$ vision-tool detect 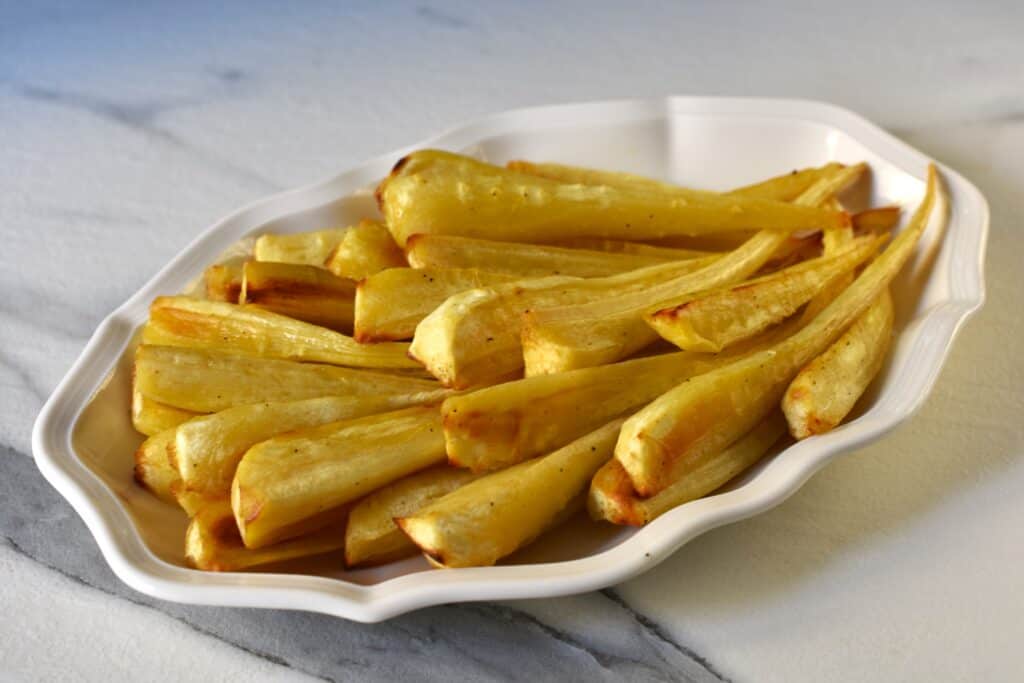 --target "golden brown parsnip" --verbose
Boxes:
[133,345,442,413]
[240,261,355,331]
[143,296,417,370]
[378,150,847,247]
